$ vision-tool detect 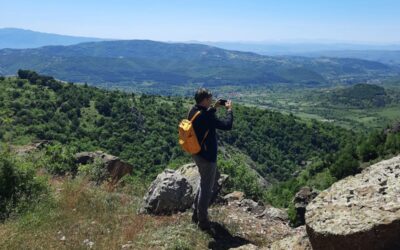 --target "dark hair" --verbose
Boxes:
[194,88,212,104]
